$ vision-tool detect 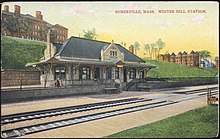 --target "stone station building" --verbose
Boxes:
[26,31,156,88]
